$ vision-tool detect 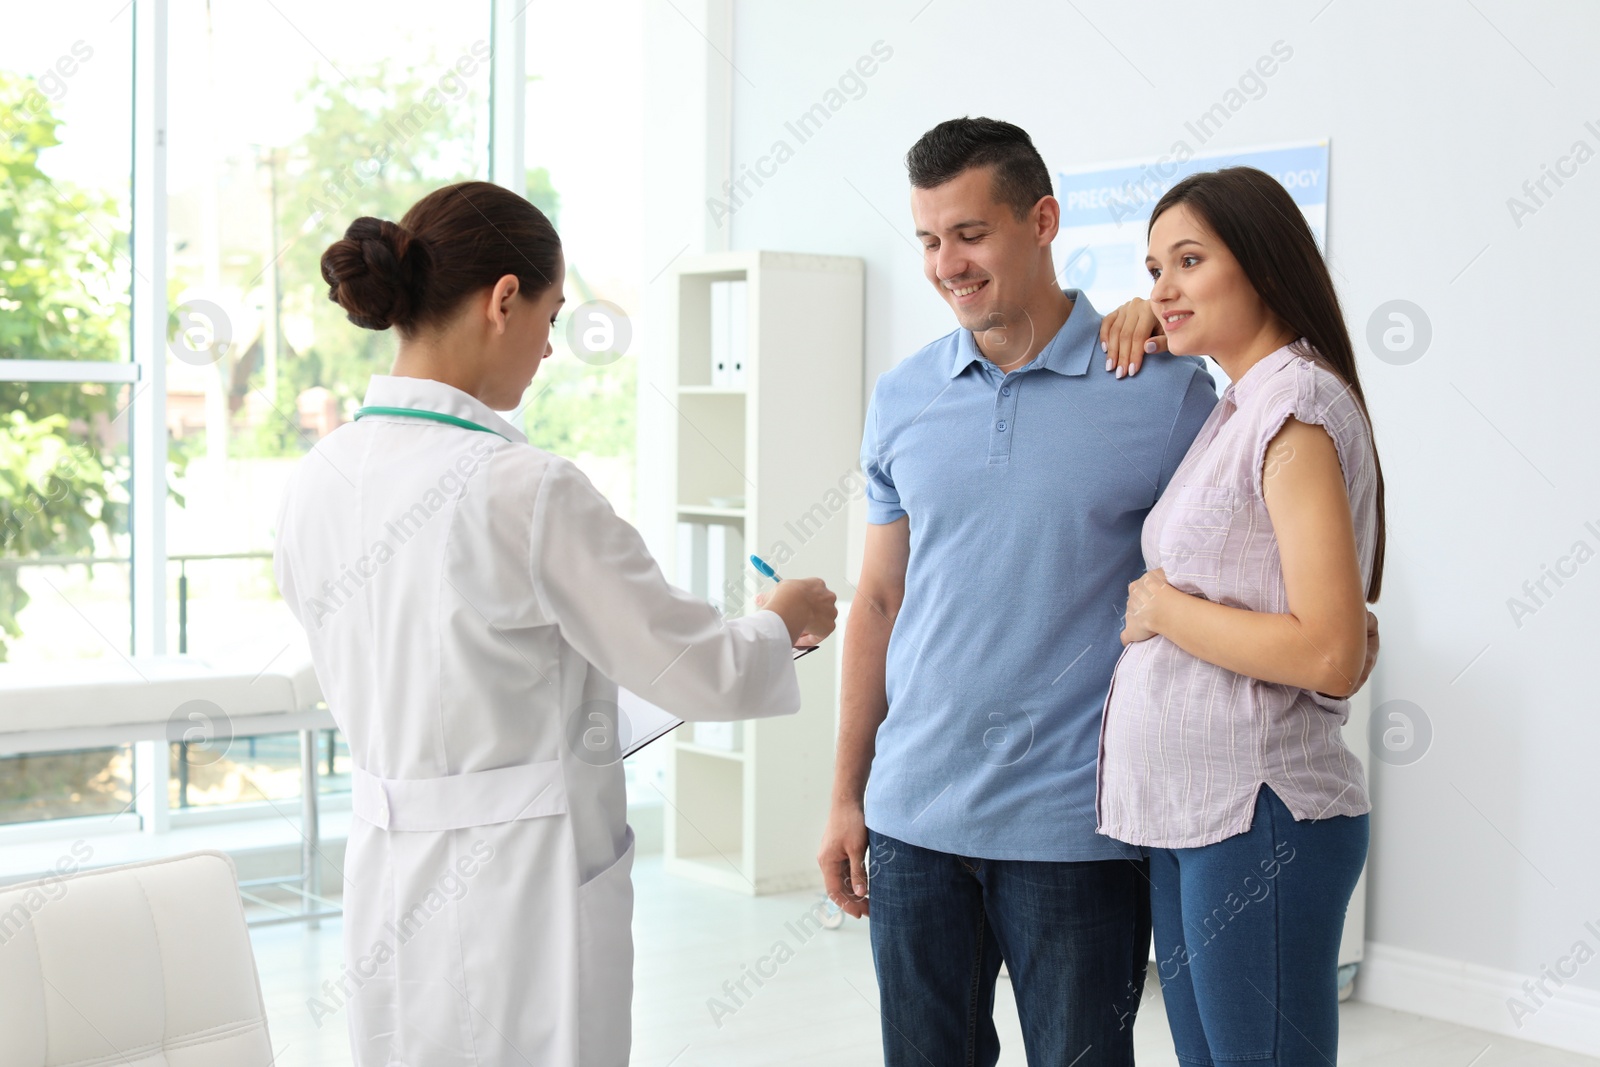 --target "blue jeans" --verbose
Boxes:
[1149,785,1369,1066]
[866,829,1151,1066]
